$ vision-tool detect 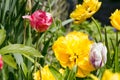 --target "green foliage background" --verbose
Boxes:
[0,0,120,80]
